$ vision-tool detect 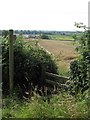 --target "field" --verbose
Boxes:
[48,34,74,41]
[39,39,78,76]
